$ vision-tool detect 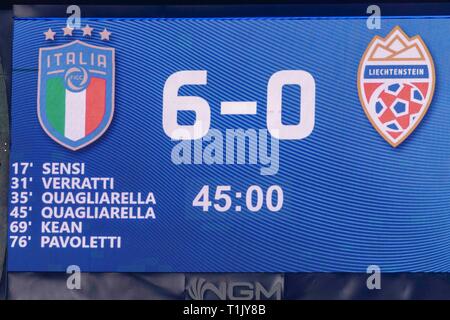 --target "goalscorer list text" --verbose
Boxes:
[9,162,157,250]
